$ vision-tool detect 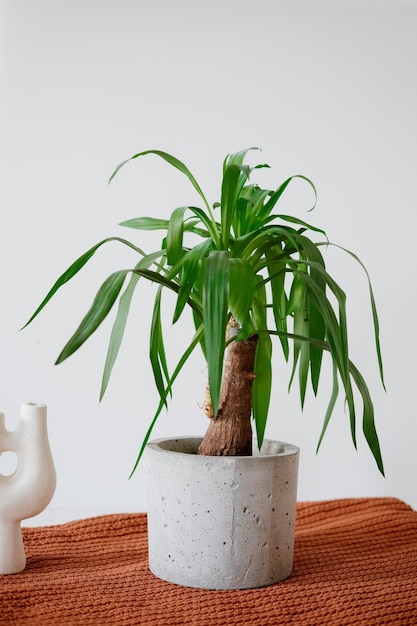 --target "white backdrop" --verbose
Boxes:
[2,0,416,523]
